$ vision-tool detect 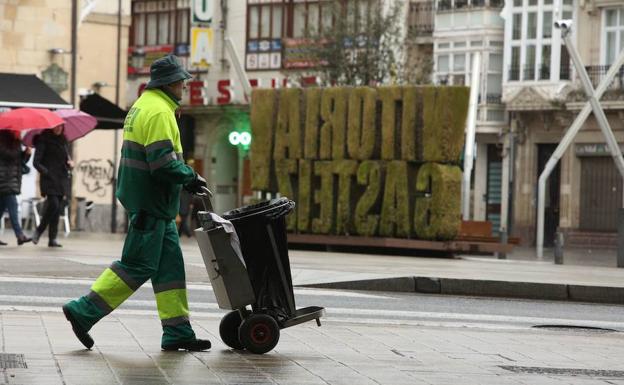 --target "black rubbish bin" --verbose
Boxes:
[222,198,297,319]
[195,194,324,354]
